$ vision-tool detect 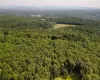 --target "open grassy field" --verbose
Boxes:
[53,24,75,29]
